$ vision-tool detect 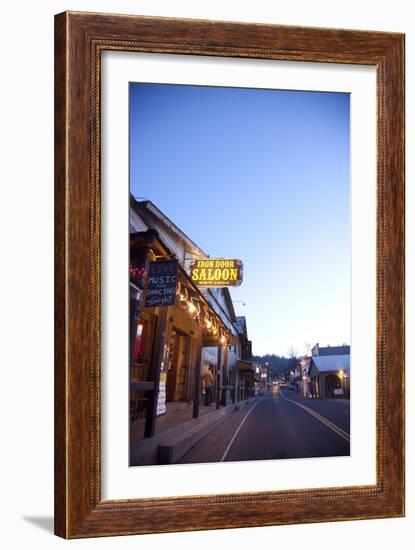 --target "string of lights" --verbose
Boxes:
[176,280,229,345]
